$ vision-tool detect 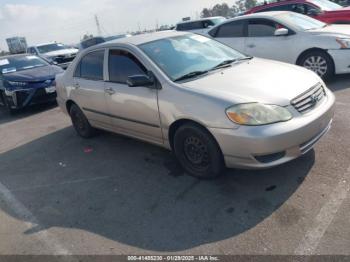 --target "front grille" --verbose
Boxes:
[54,55,76,64]
[291,83,326,114]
